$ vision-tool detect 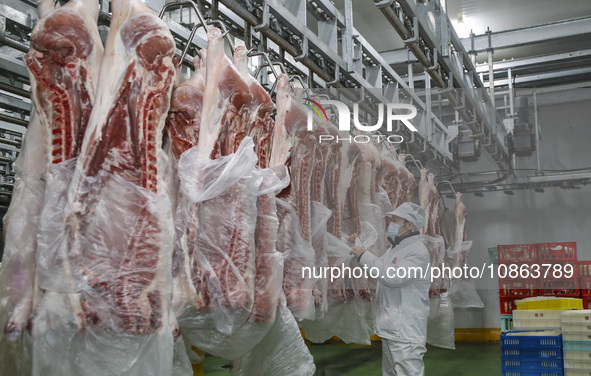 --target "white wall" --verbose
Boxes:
[453,96,591,328]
